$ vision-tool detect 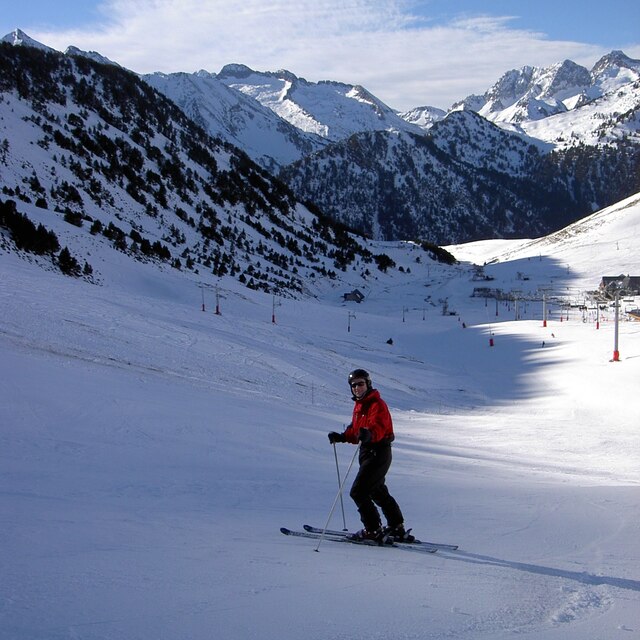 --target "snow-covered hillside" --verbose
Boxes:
[1,191,639,639]
[0,42,379,296]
